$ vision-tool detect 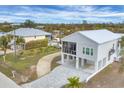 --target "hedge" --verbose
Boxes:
[25,39,48,50]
